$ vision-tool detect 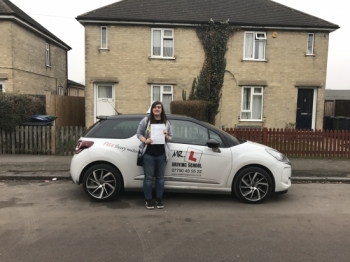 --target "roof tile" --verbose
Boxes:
[77,0,339,29]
